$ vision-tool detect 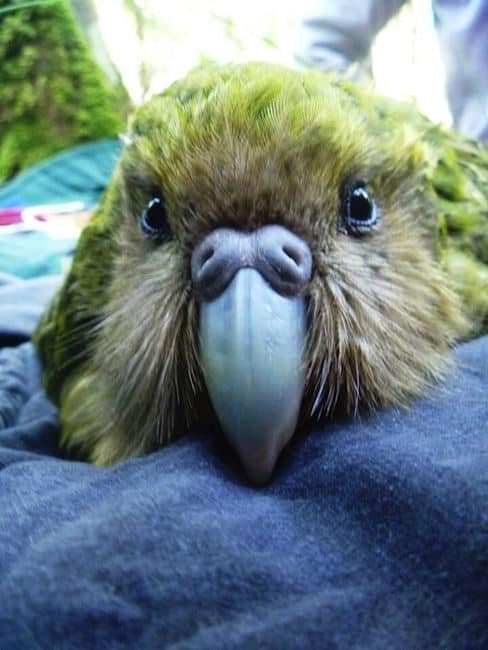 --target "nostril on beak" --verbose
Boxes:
[192,226,312,301]
[253,226,312,296]
[283,245,302,267]
[192,230,246,301]
[200,246,214,267]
